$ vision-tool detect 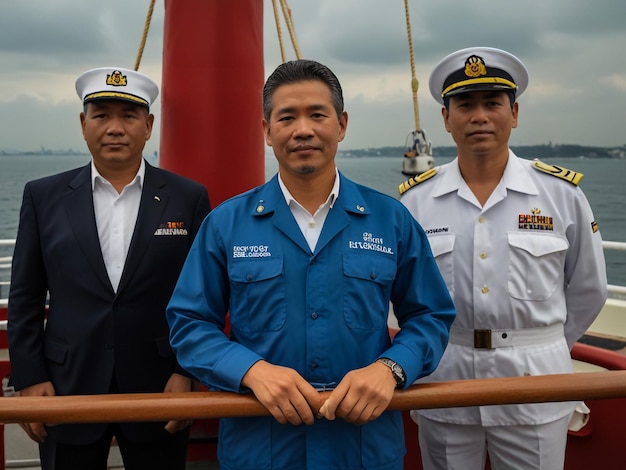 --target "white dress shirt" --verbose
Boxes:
[278,168,340,252]
[92,159,144,292]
